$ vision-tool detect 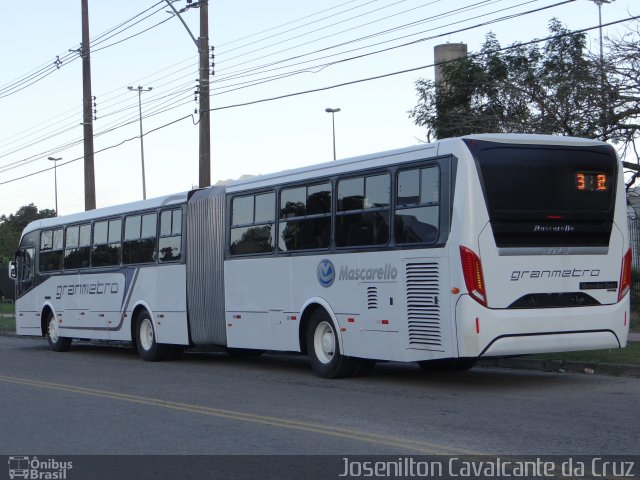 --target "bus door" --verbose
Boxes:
[16,246,35,297]
[14,231,39,330]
